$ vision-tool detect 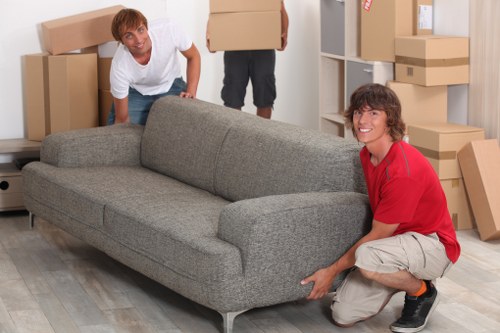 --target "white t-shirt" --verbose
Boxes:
[110,18,192,99]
